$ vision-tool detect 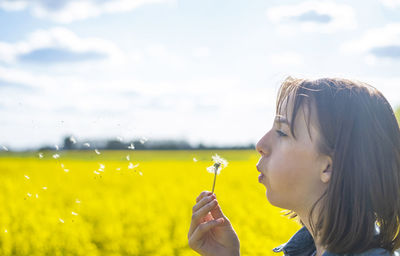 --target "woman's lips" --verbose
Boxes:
[256,164,264,182]
[258,173,264,182]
